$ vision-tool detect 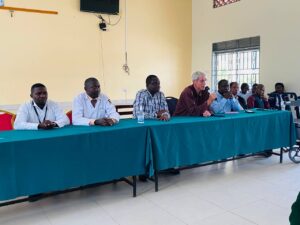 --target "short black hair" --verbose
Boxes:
[230,82,238,88]
[84,77,99,87]
[241,83,249,89]
[252,83,258,88]
[146,75,158,86]
[218,79,228,87]
[31,83,46,93]
[275,82,284,89]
